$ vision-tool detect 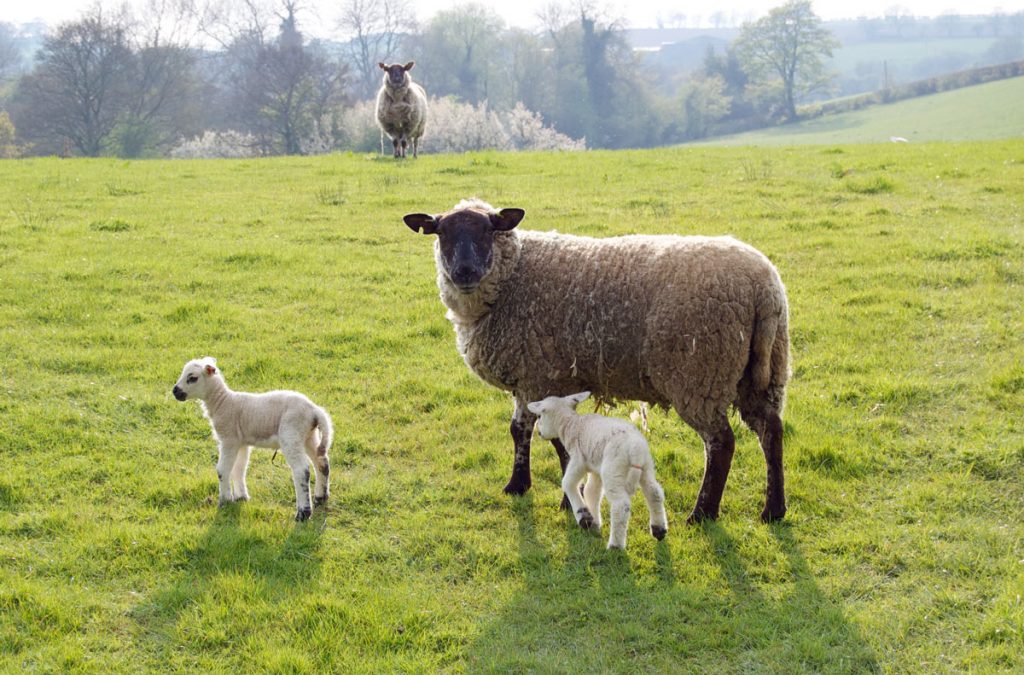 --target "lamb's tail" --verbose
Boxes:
[312,407,333,456]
